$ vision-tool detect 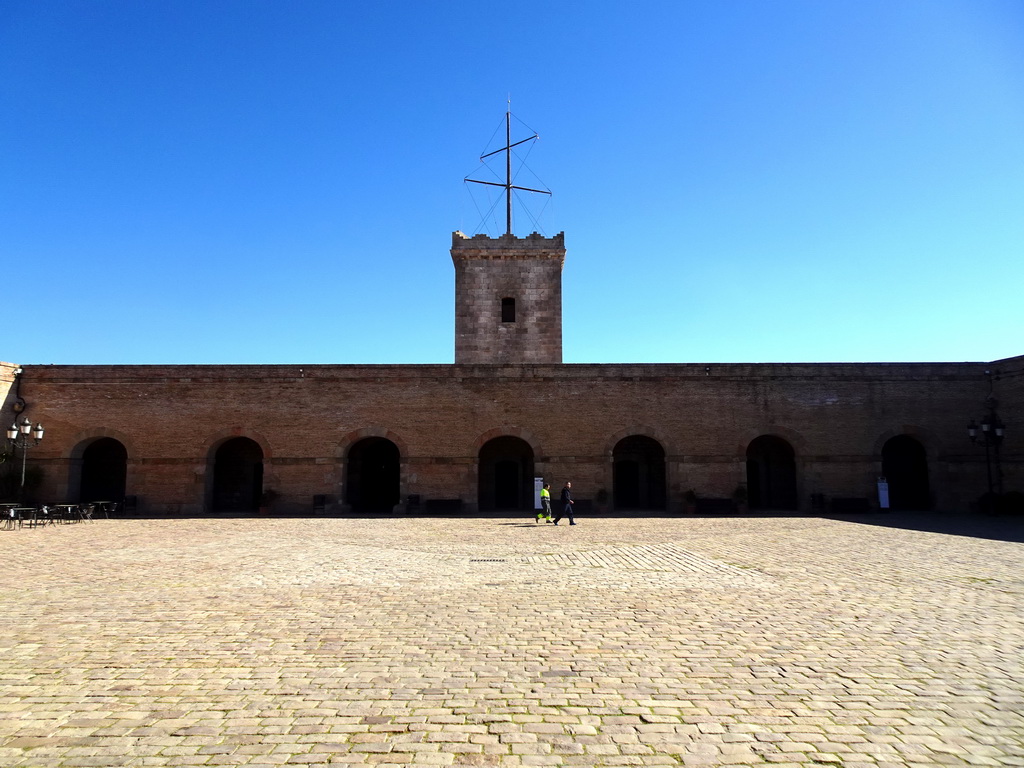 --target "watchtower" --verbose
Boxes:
[451,231,565,364]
